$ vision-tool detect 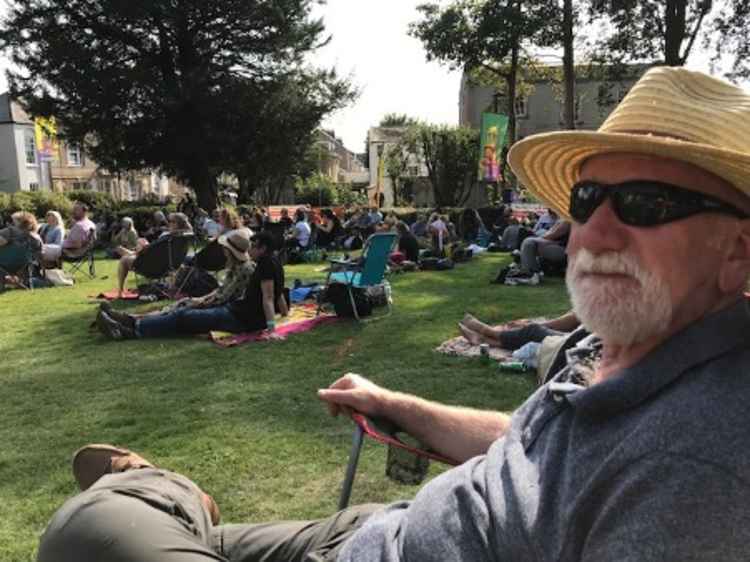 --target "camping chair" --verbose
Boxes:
[61,229,97,279]
[318,232,397,321]
[133,233,194,296]
[0,241,36,291]
[338,412,459,510]
[175,239,225,295]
